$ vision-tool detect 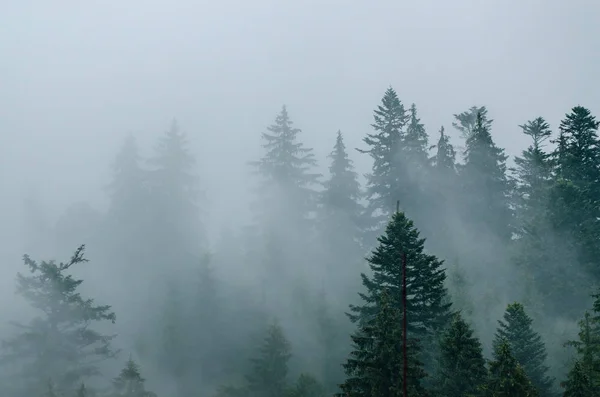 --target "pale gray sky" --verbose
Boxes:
[1,0,599,257]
